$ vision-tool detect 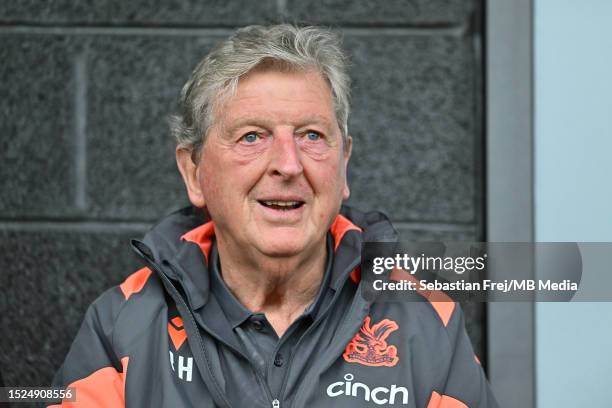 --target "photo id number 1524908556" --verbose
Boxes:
[0,387,76,402]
